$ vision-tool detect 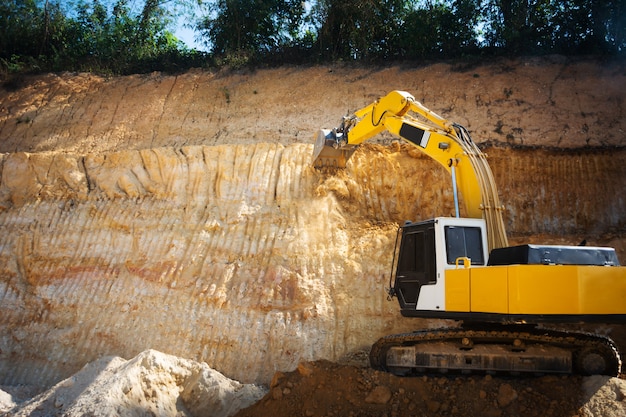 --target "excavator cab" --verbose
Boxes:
[390,217,488,316]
